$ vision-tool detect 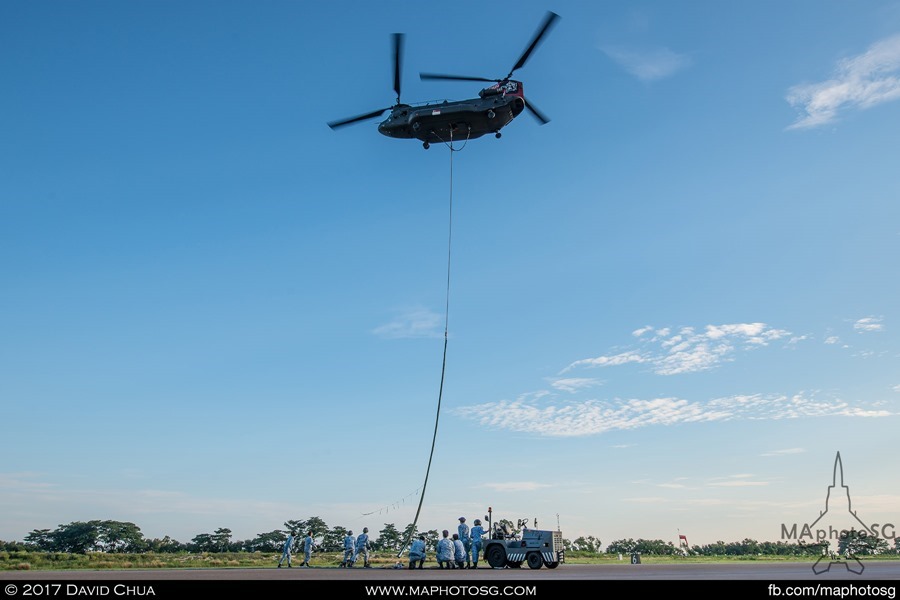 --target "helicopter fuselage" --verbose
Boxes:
[377,81,526,146]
